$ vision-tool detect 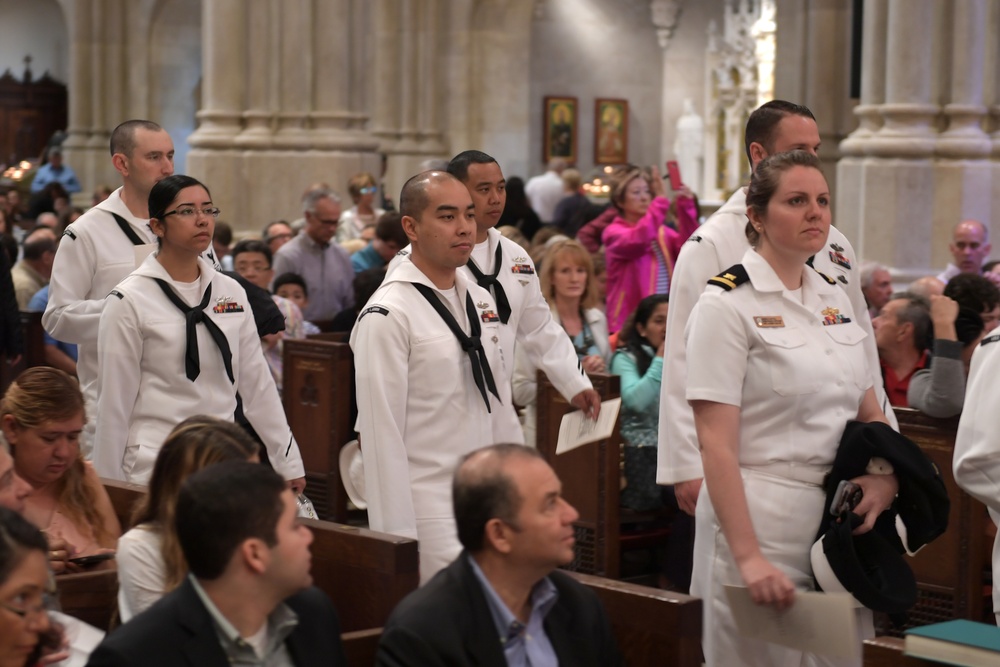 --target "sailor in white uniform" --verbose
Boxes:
[95,175,304,489]
[352,171,505,583]
[686,152,896,667]
[658,101,898,516]
[953,330,1000,625]
[43,121,179,456]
